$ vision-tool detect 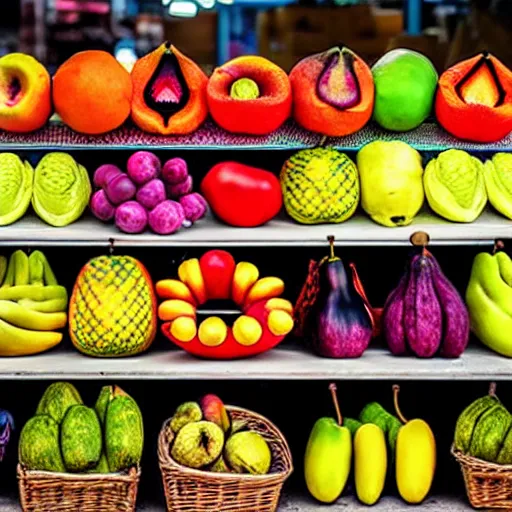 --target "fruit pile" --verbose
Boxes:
[2,44,511,142]
[157,249,294,359]
[0,250,67,356]
[91,151,207,235]
[280,145,512,227]
[454,383,512,464]
[19,382,143,473]
[69,254,157,357]
[305,384,436,506]
[0,152,91,227]
[166,394,272,474]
